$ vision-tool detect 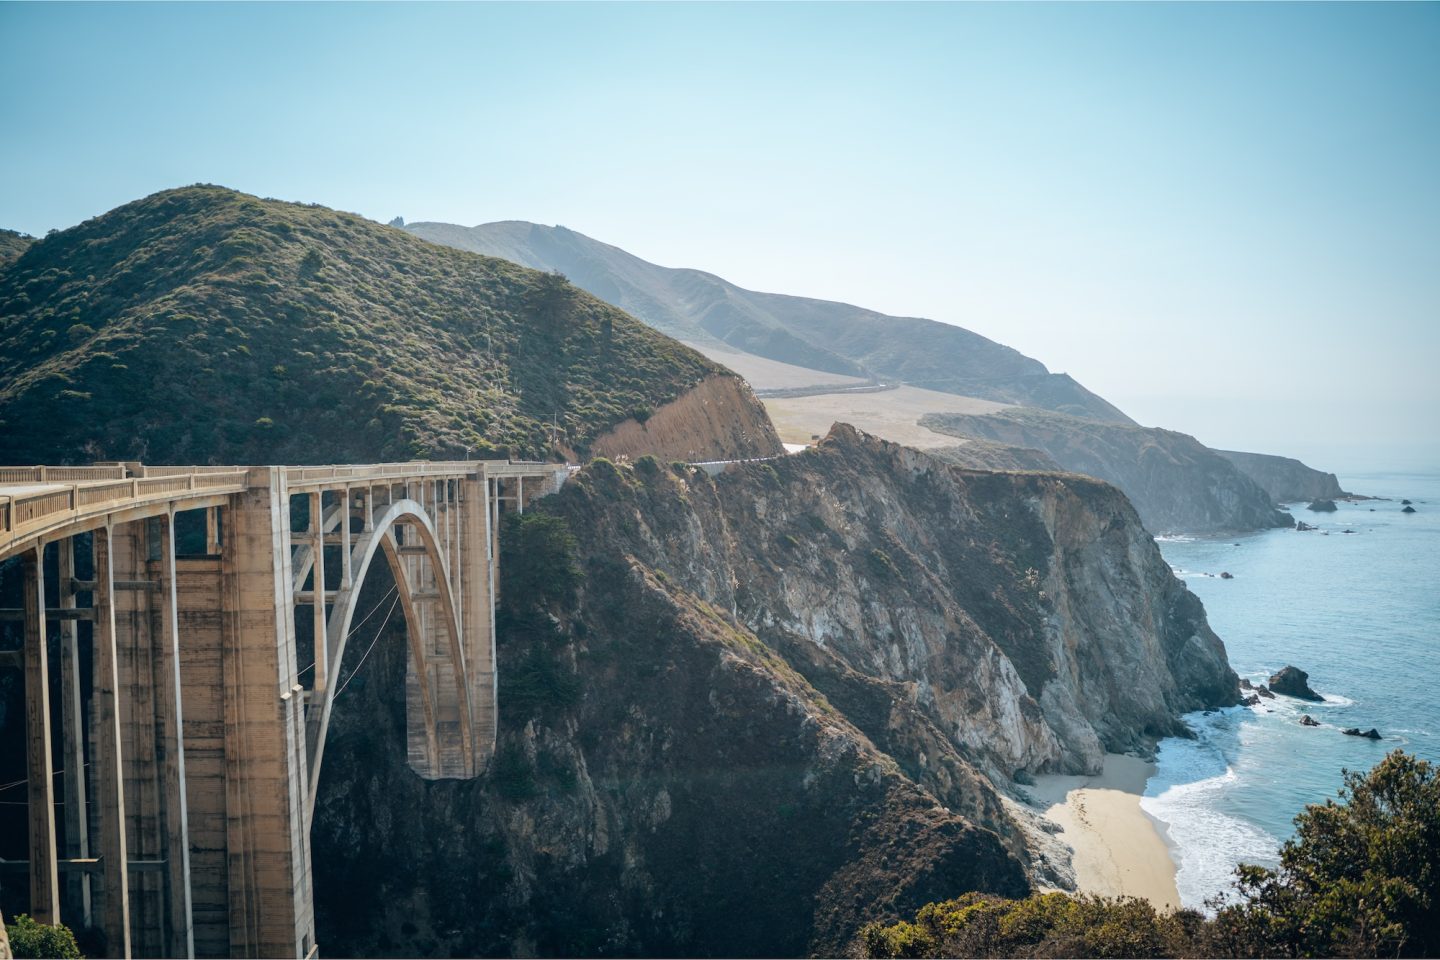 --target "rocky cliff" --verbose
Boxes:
[1215,449,1347,503]
[311,425,1237,957]
[587,373,783,462]
[922,409,1295,535]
